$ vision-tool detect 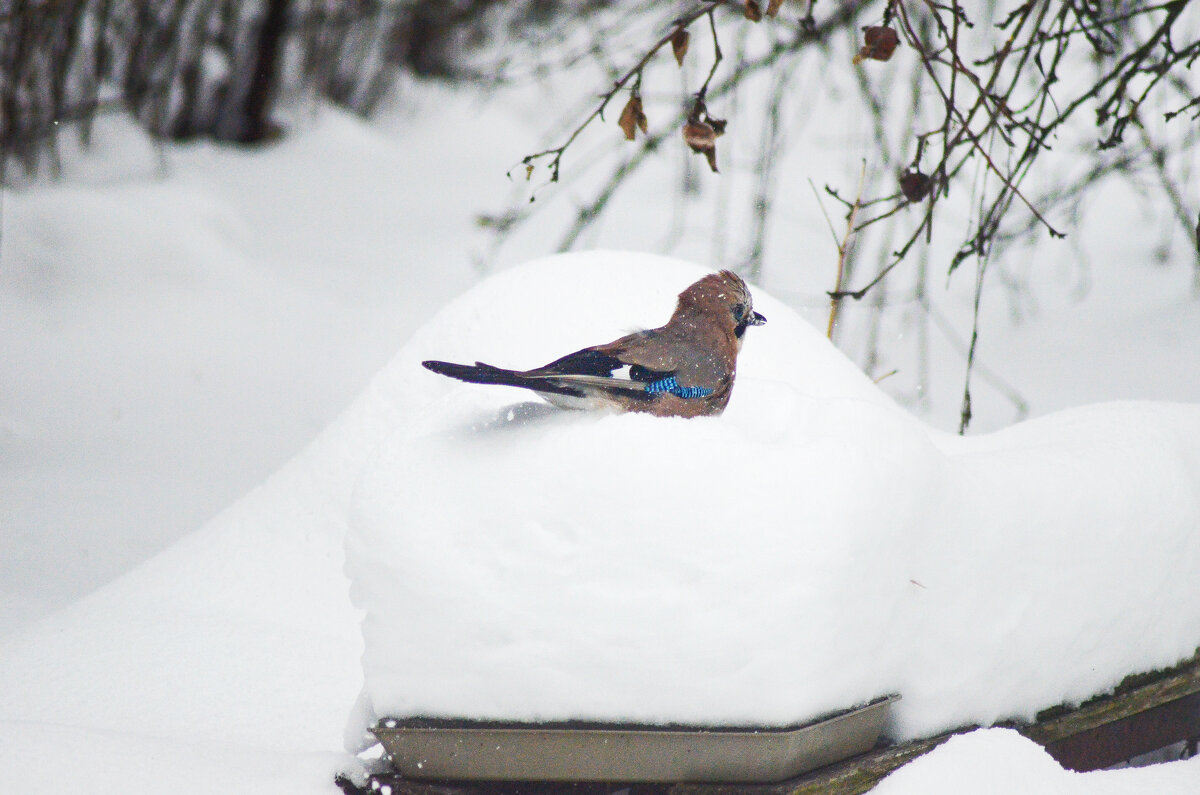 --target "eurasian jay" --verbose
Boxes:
[422,270,765,418]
